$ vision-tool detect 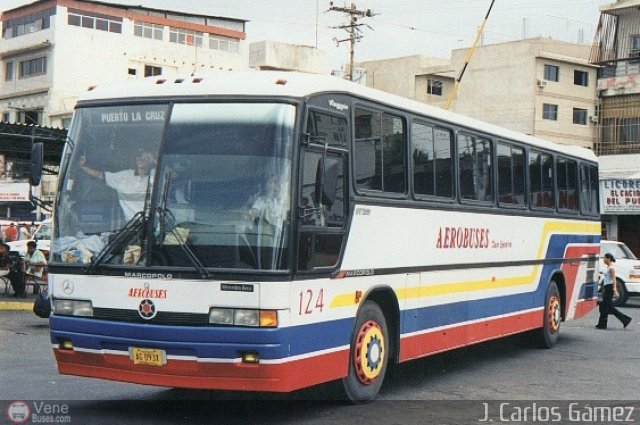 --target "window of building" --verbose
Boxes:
[427,79,443,96]
[2,7,54,39]
[354,107,406,194]
[209,35,240,53]
[573,108,588,125]
[497,143,525,206]
[557,157,578,212]
[128,68,137,76]
[458,134,493,203]
[68,9,122,33]
[619,118,640,143]
[5,62,14,81]
[543,103,558,121]
[631,34,640,58]
[2,113,10,123]
[574,70,589,86]
[19,57,47,78]
[169,27,203,46]
[134,21,164,40]
[411,121,454,198]
[529,151,554,209]
[18,109,43,125]
[544,64,559,82]
[144,65,162,77]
